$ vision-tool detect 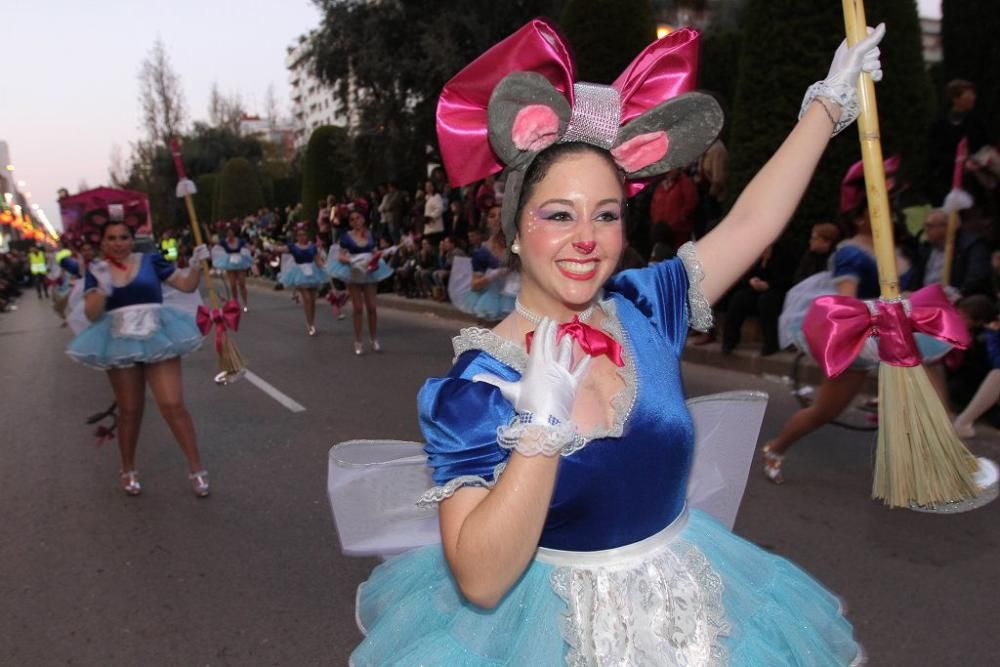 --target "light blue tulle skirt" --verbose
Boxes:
[787,315,953,372]
[460,283,515,321]
[326,258,394,285]
[66,306,202,370]
[280,262,328,288]
[352,510,861,666]
[218,254,253,271]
